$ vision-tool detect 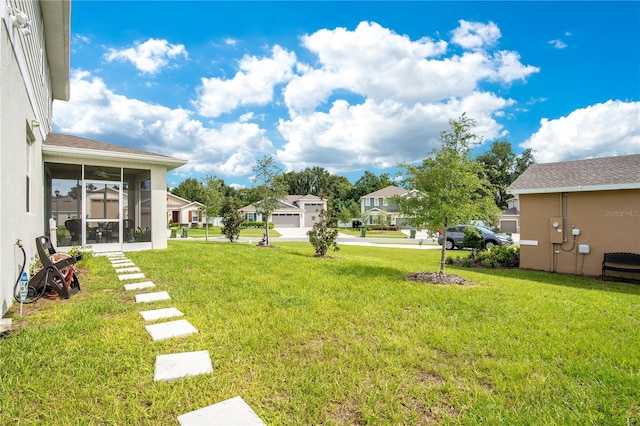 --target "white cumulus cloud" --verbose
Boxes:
[104,38,188,74]
[276,20,534,171]
[451,20,501,50]
[194,45,296,117]
[53,70,274,177]
[521,100,640,163]
[277,92,510,173]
